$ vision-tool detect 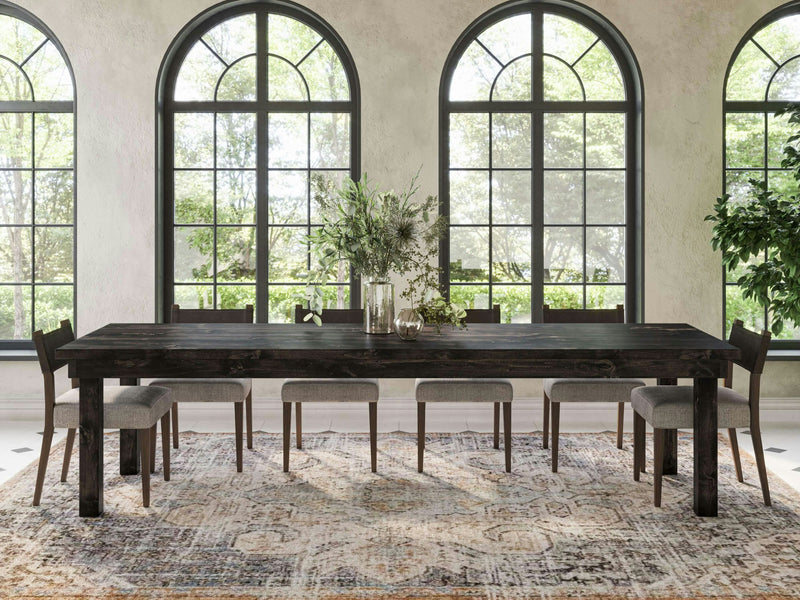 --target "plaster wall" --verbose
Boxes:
[2,0,798,408]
